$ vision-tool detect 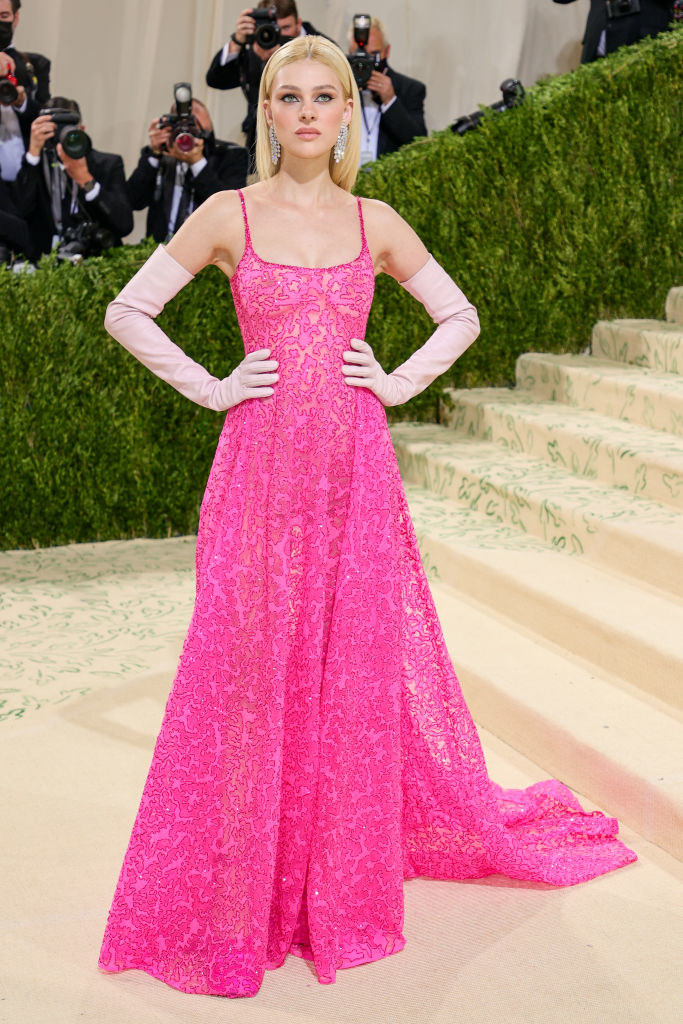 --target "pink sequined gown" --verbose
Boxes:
[98,191,637,997]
